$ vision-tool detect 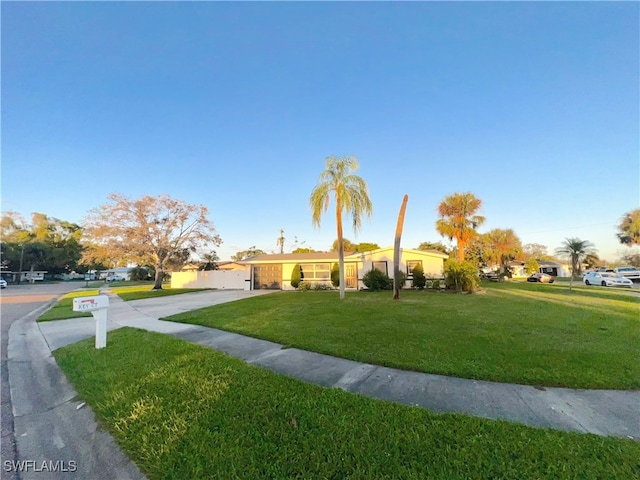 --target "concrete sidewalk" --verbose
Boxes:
[7,289,640,478]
